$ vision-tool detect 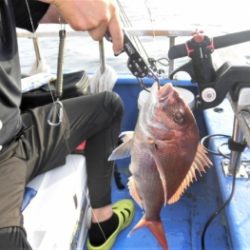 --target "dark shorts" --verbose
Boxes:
[0,91,123,228]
